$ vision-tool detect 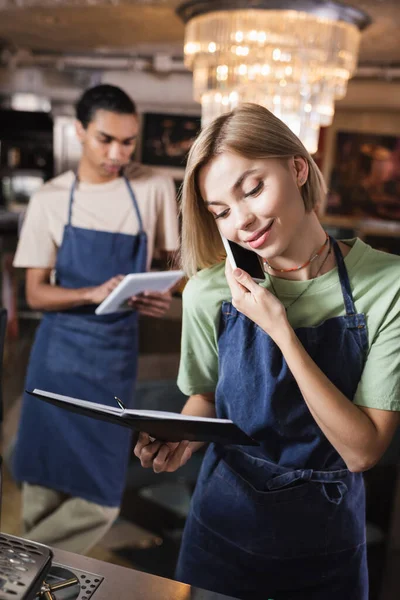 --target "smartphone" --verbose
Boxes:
[221,234,265,282]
